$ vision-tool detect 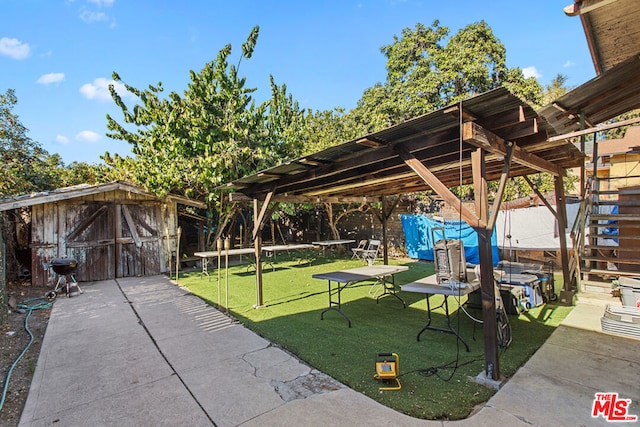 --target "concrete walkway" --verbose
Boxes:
[18,276,640,426]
